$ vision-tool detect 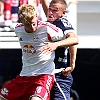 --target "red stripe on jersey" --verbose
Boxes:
[47,33,52,41]
[38,21,59,32]
[15,23,23,28]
